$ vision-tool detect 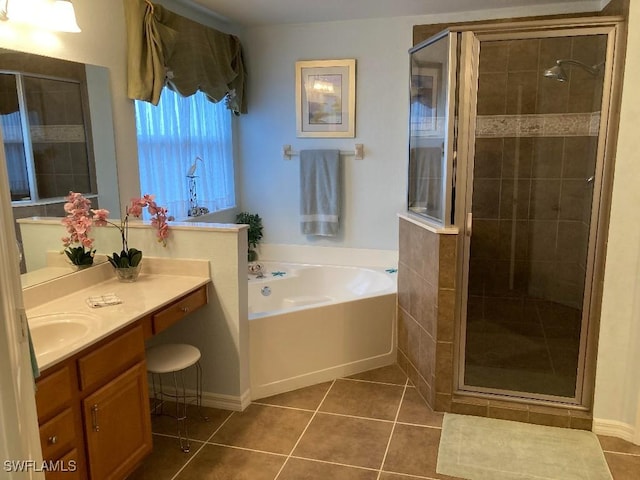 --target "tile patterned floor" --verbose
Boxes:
[129,364,640,480]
